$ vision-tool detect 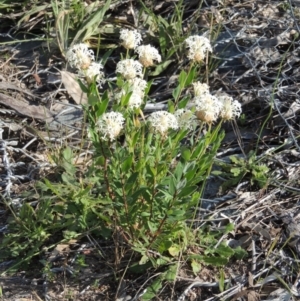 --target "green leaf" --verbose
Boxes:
[146,165,156,178]
[172,85,181,100]
[233,246,248,259]
[125,172,139,191]
[78,79,89,93]
[165,264,177,281]
[181,147,191,161]
[178,70,187,89]
[174,161,183,180]
[177,185,198,198]
[141,212,151,217]
[139,254,149,265]
[230,155,243,165]
[100,48,115,66]
[149,60,174,76]
[141,278,163,301]
[202,256,228,266]
[231,167,243,177]
[168,176,176,196]
[147,220,158,233]
[88,92,99,106]
[71,0,111,45]
[215,244,234,258]
[168,100,175,113]
[186,66,196,86]
[225,223,235,233]
[158,240,172,253]
[122,156,133,173]
[178,96,190,109]
[97,92,109,116]
[190,139,206,159]
[219,269,225,292]
[168,245,180,257]
[191,260,201,275]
